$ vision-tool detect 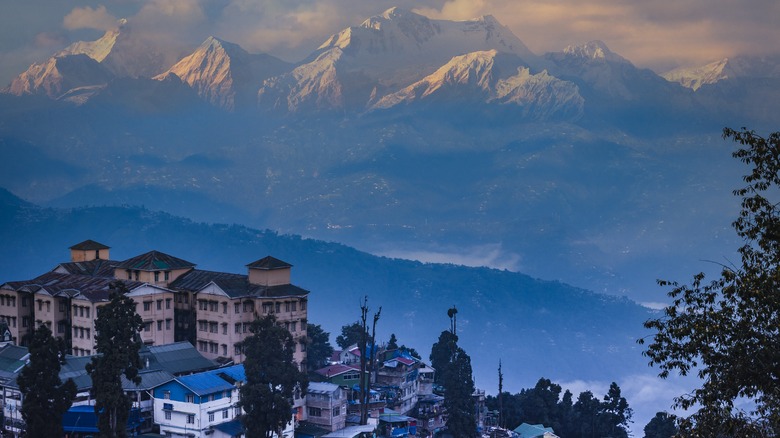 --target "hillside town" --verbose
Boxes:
[0,240,541,438]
